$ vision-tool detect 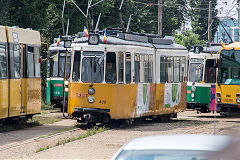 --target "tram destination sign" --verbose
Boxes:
[88,34,99,45]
